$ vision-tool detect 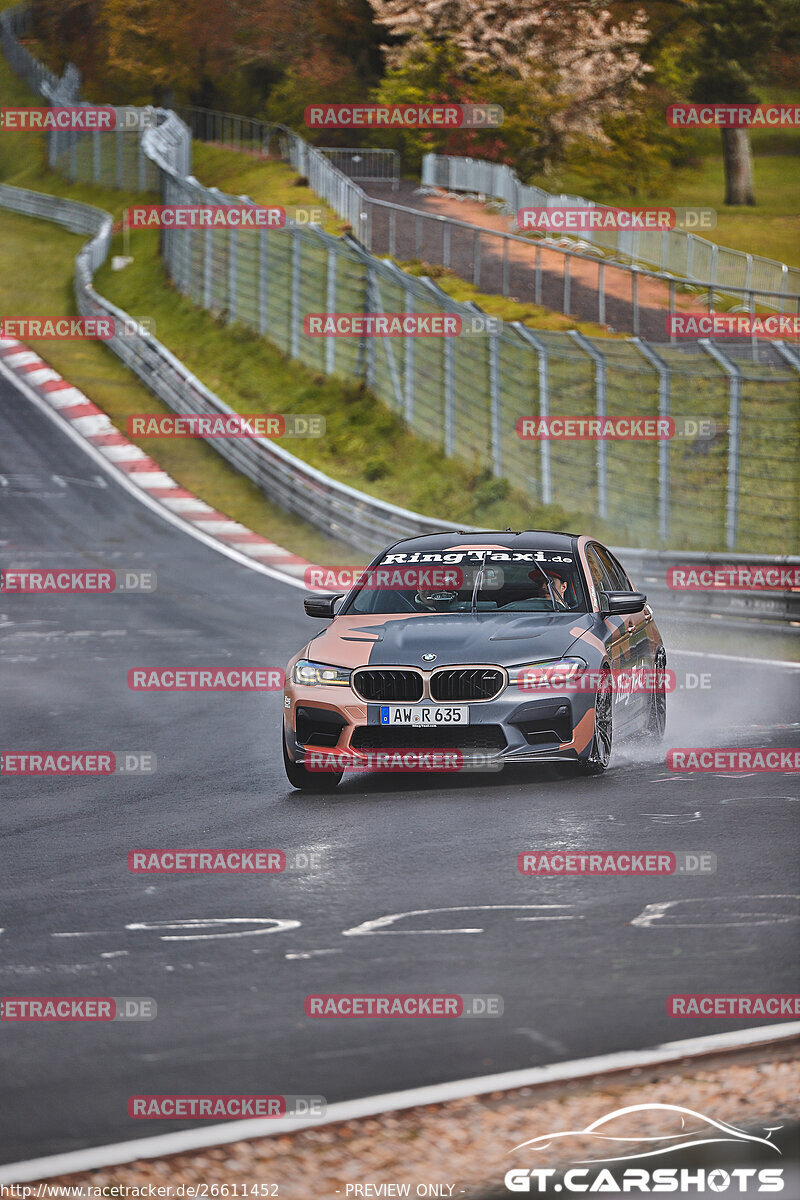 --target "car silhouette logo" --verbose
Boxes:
[421,653,436,662]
